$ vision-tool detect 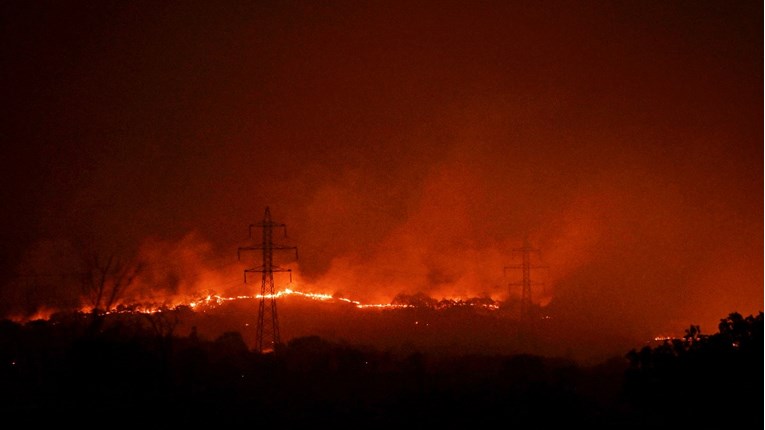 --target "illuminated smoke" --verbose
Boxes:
[0,1,760,358]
